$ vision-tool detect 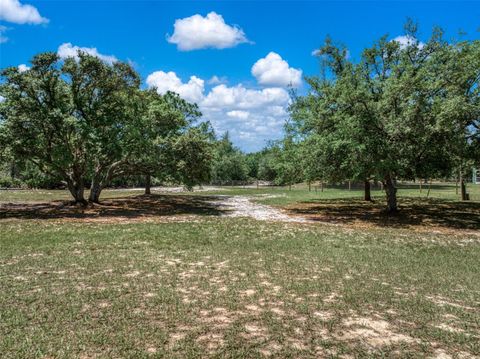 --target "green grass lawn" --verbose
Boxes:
[198,182,480,205]
[1,218,479,358]
[1,182,478,204]
[1,186,479,358]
